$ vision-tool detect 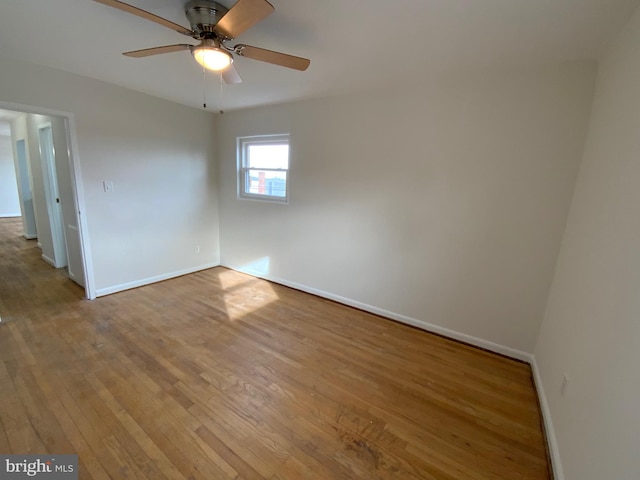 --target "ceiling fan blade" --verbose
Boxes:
[123,44,193,58]
[93,0,193,36]
[235,44,310,71]
[214,0,274,39]
[222,64,243,84]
